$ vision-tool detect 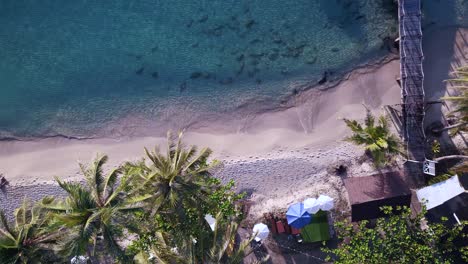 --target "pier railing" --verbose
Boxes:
[398,0,426,164]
